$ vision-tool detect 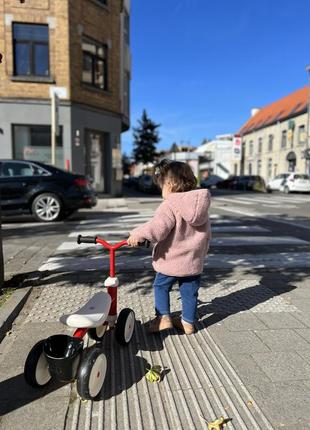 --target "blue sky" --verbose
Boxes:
[122,0,310,156]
